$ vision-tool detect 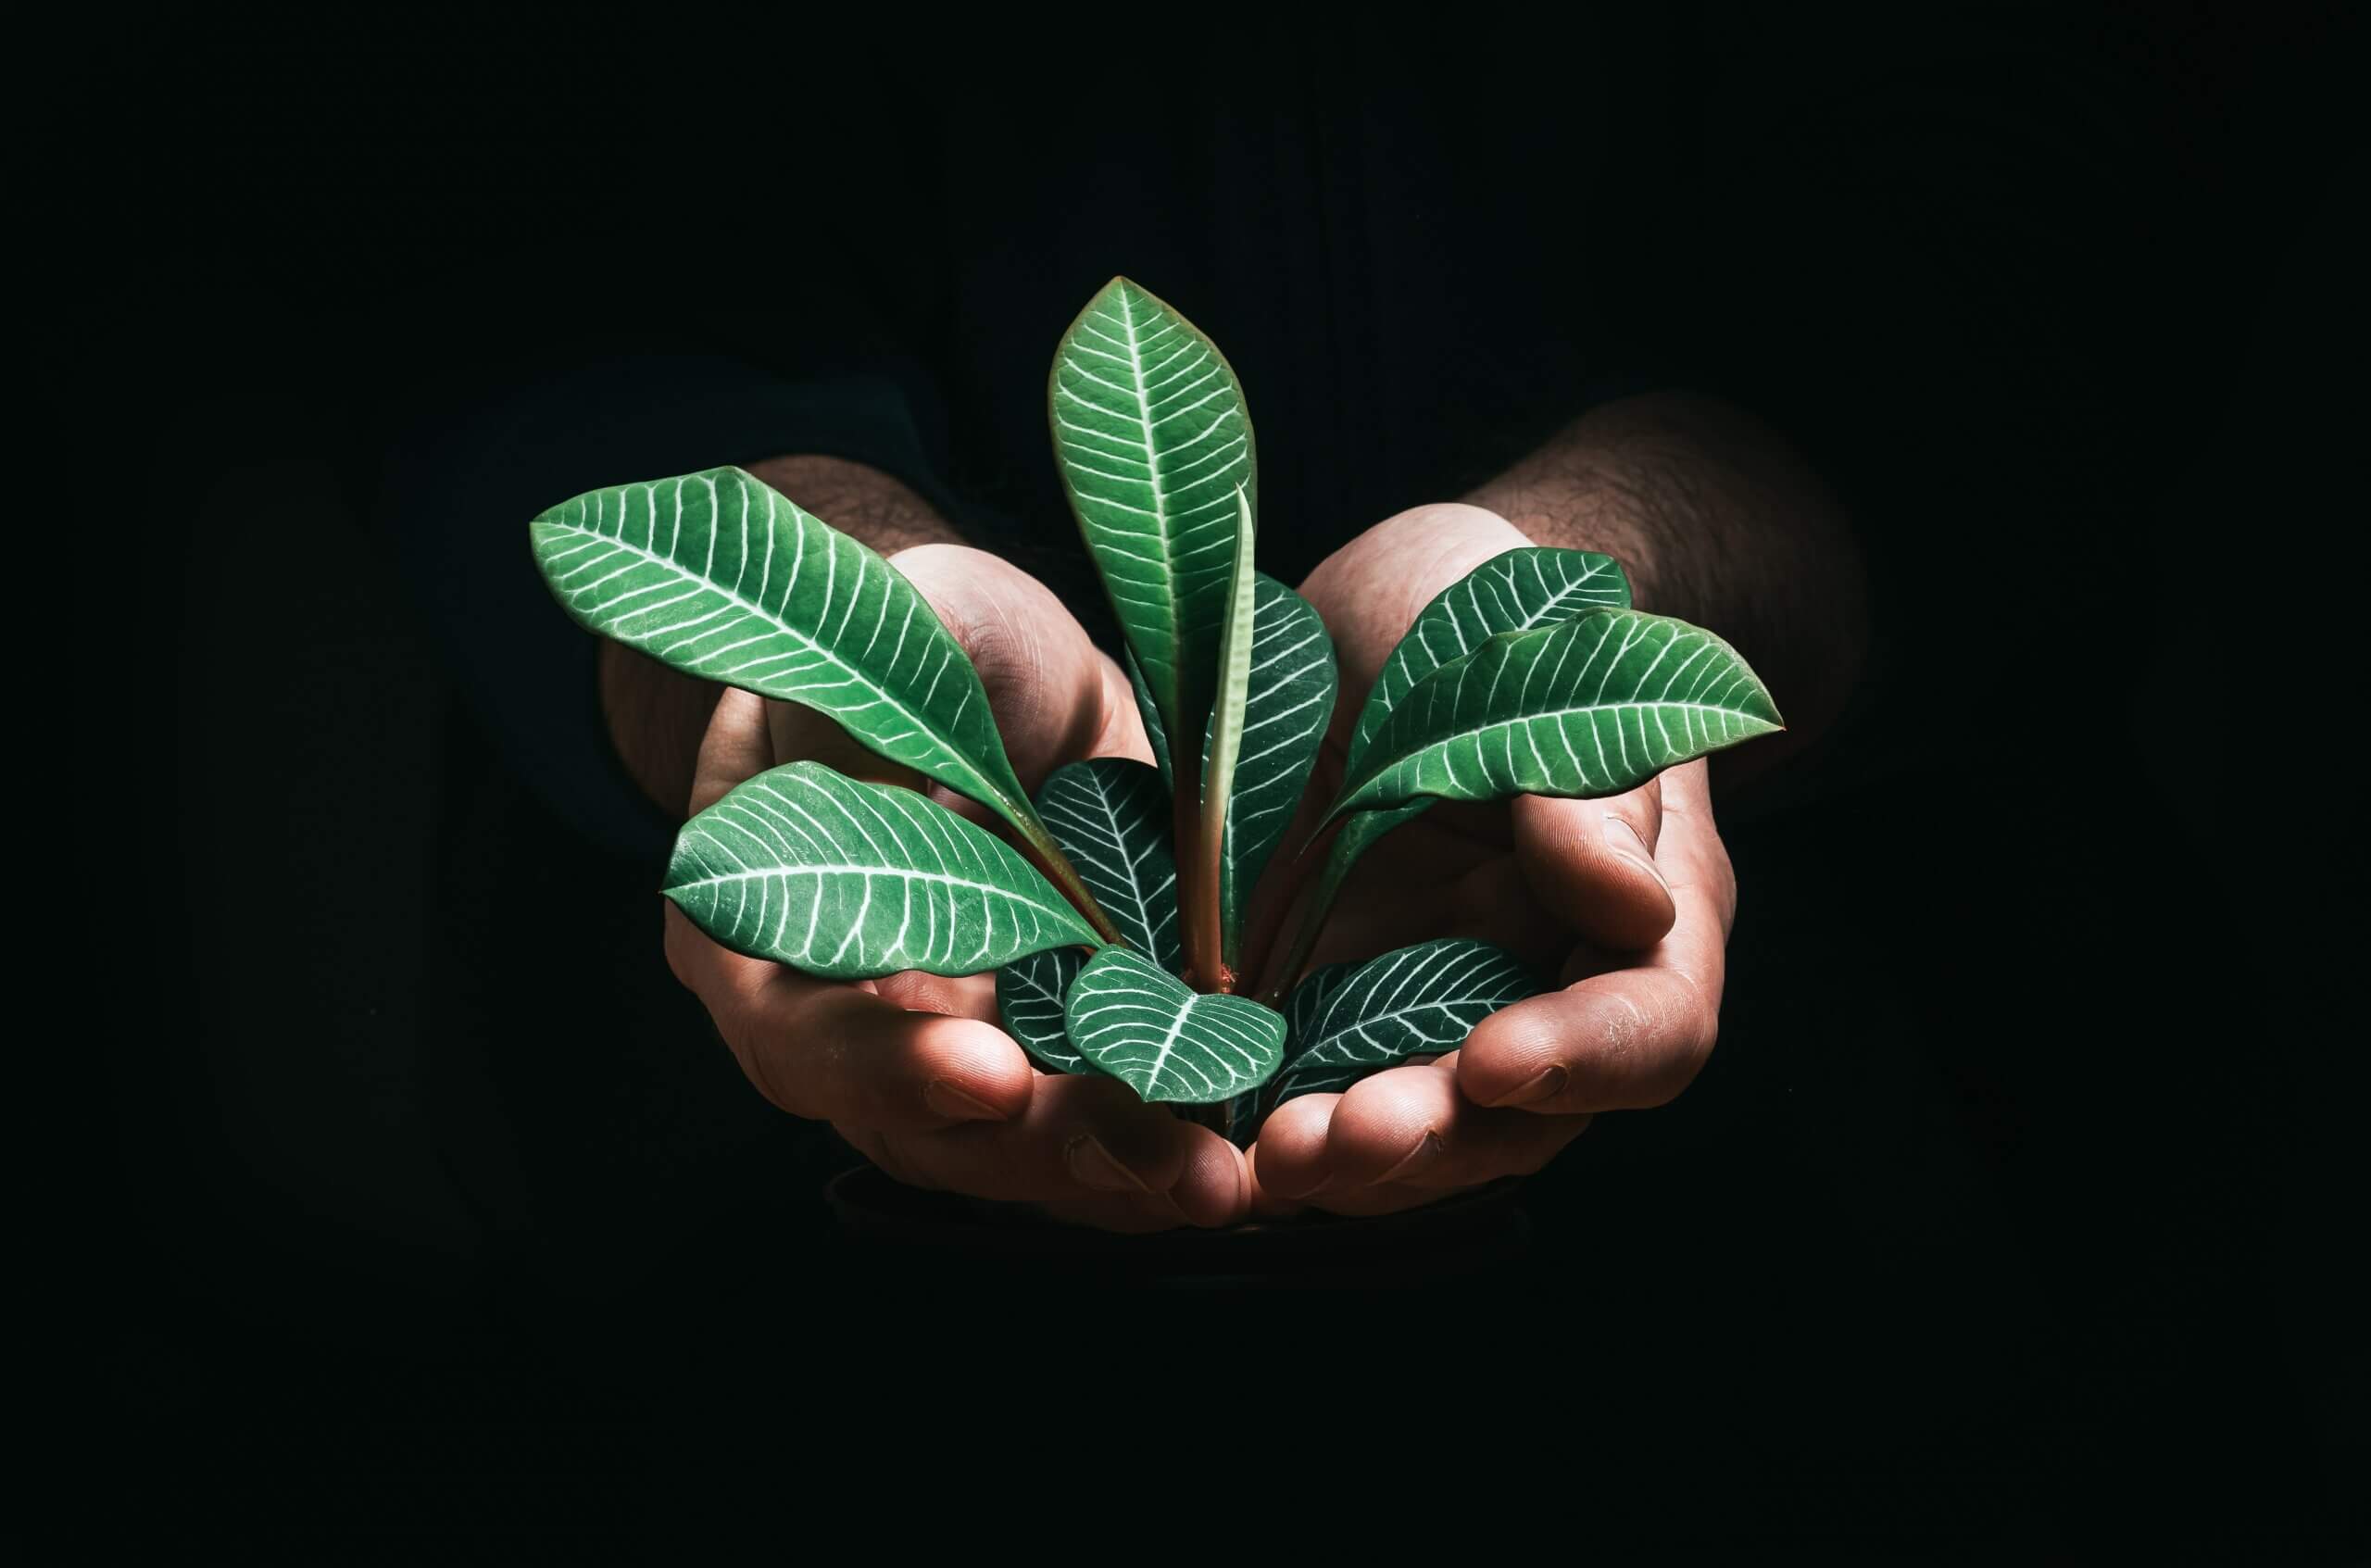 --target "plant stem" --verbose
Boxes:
[1175,777,1229,991]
